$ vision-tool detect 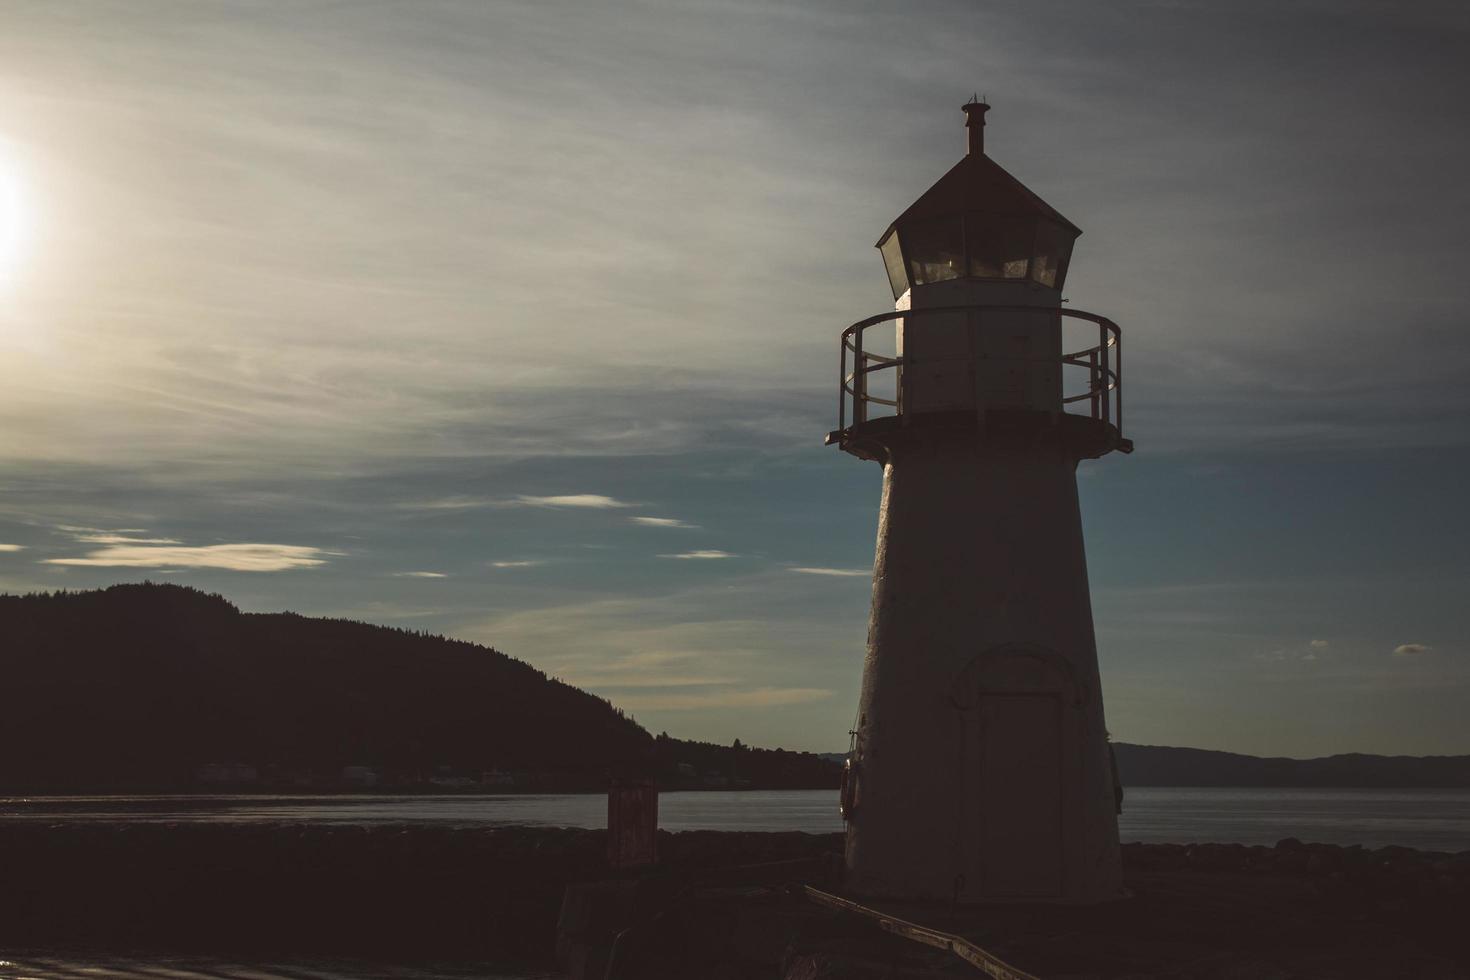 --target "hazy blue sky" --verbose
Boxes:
[1,0,1466,756]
